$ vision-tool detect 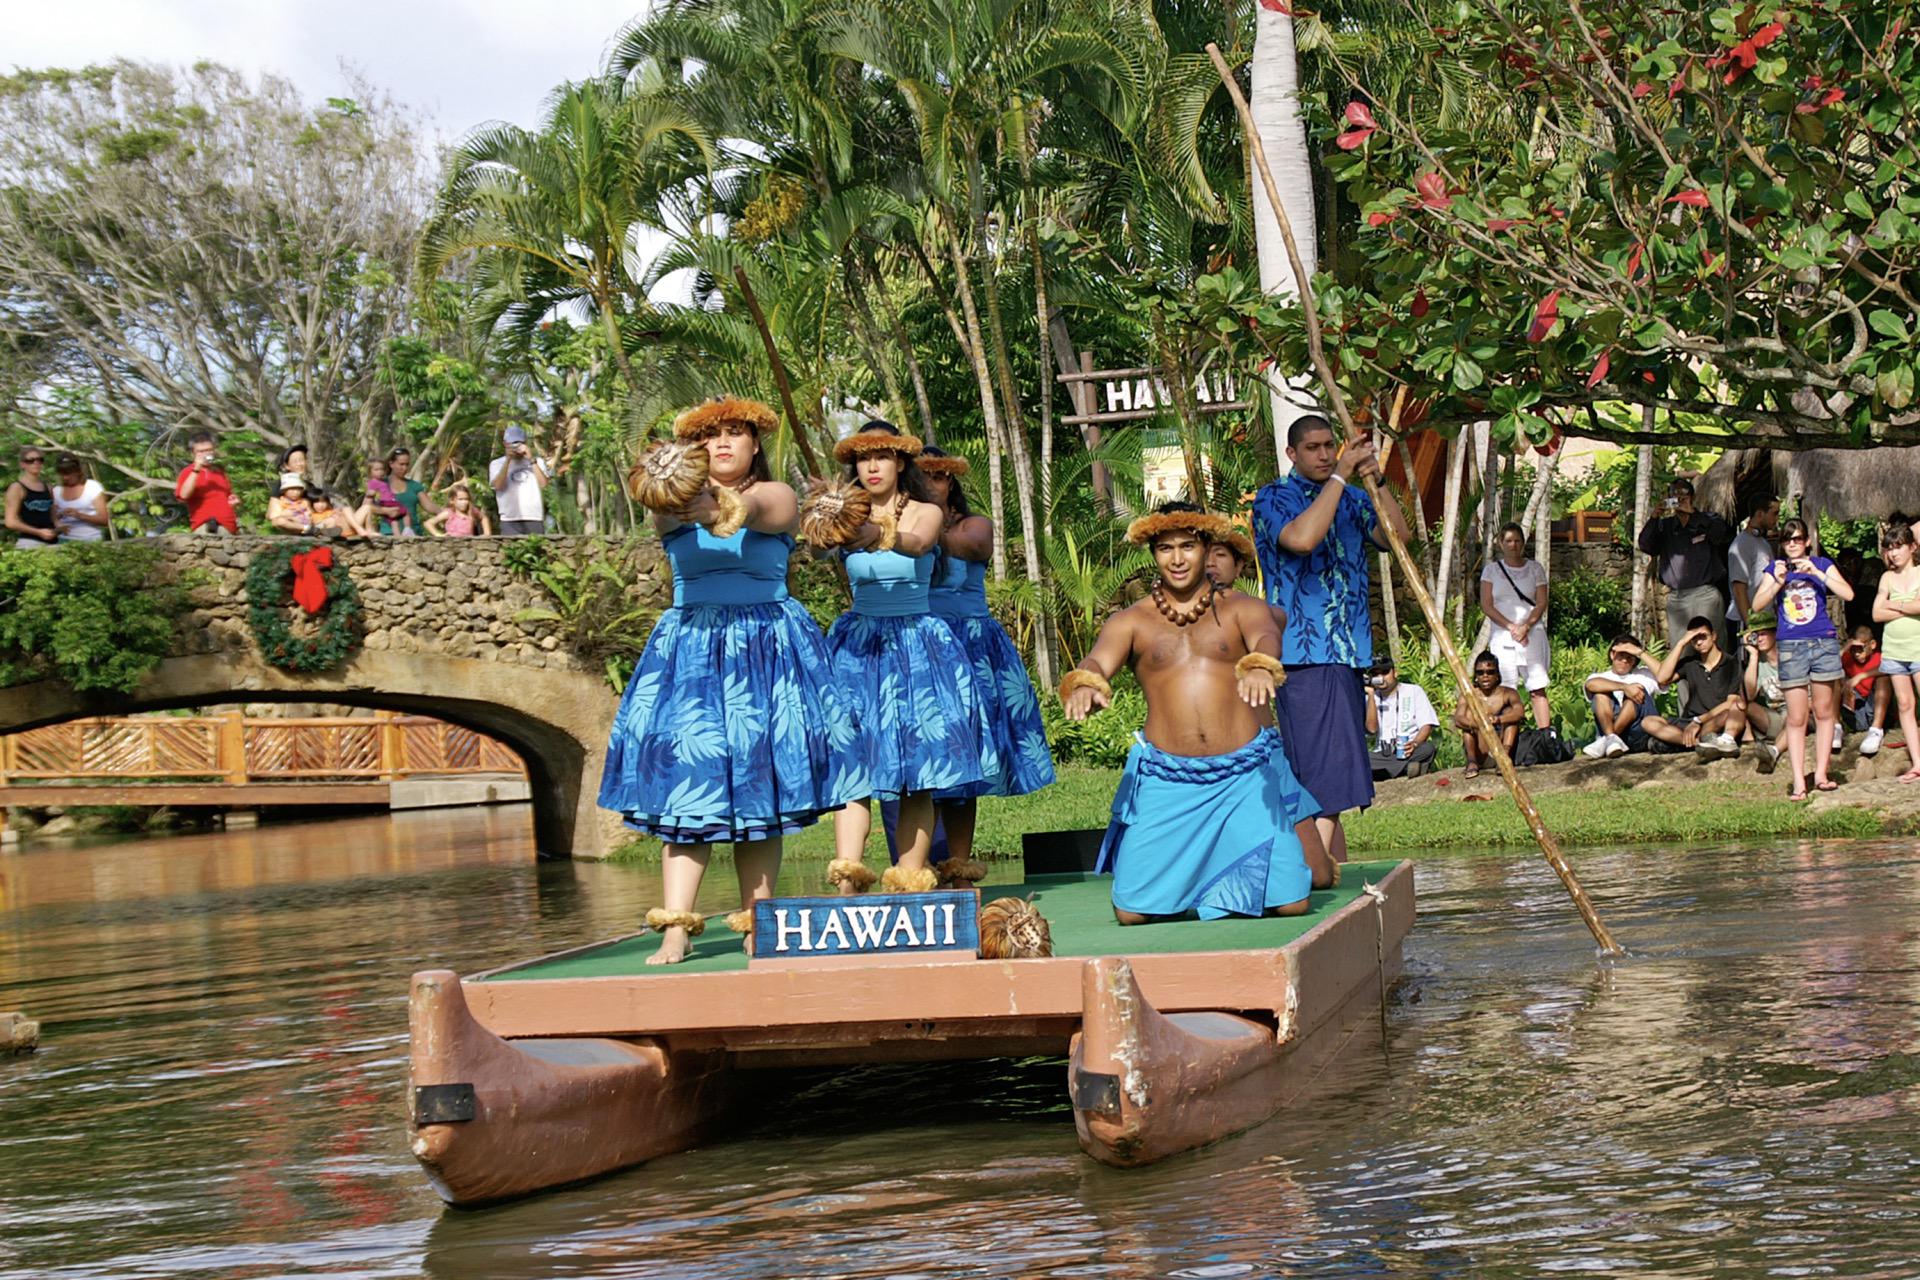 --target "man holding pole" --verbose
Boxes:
[1252,416,1413,863]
